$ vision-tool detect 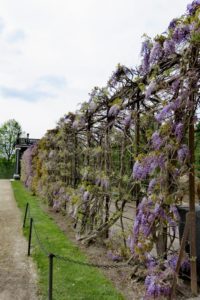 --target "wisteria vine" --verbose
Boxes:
[21,1,200,299]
